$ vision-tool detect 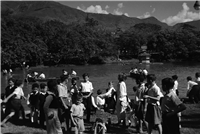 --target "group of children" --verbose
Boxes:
[2,70,200,134]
